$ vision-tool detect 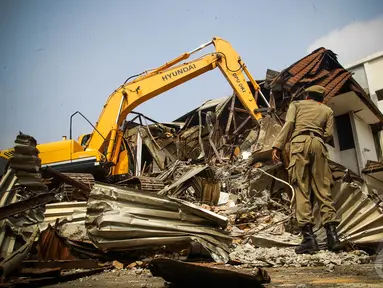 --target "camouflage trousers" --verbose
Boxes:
[287,134,339,227]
